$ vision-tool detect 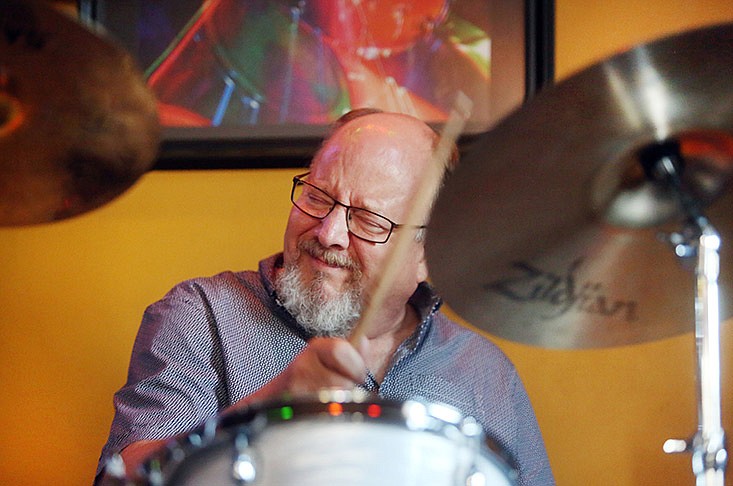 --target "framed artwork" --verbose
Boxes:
[79,0,554,169]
